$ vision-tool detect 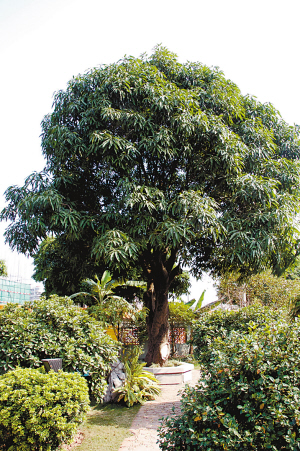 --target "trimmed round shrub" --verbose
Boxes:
[158,318,300,450]
[0,295,120,401]
[0,367,89,451]
[192,304,282,365]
